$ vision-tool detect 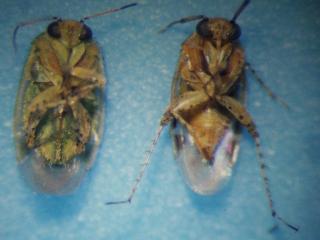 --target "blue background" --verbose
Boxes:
[0,0,319,239]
